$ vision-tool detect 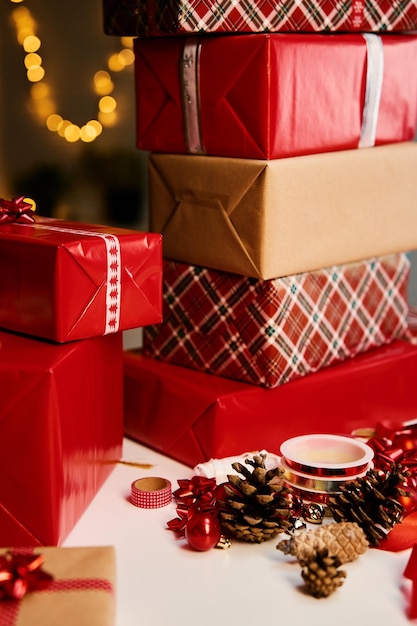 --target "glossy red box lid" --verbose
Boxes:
[0,329,124,546]
[124,341,417,467]
[134,33,417,159]
[0,216,163,342]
